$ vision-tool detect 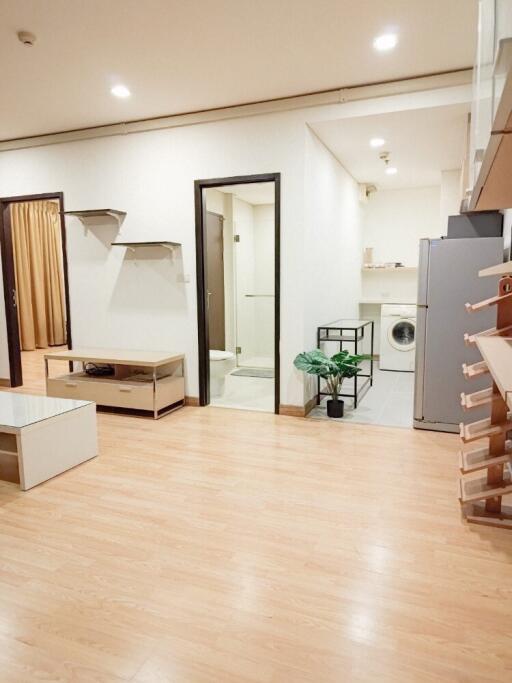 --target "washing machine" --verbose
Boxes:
[379,304,416,371]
